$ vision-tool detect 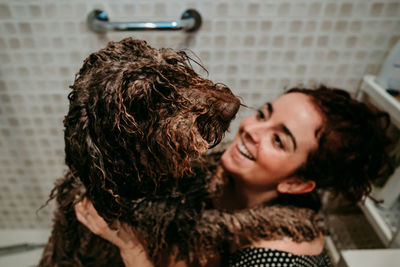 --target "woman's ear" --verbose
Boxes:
[277,177,316,194]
